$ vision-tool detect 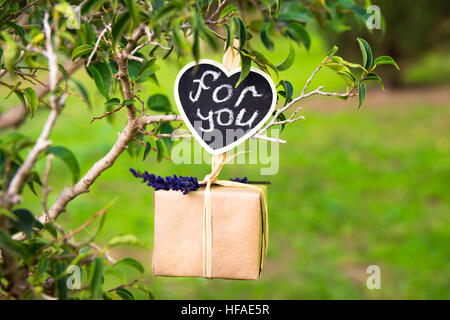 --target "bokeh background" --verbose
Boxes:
[2,3,449,299]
